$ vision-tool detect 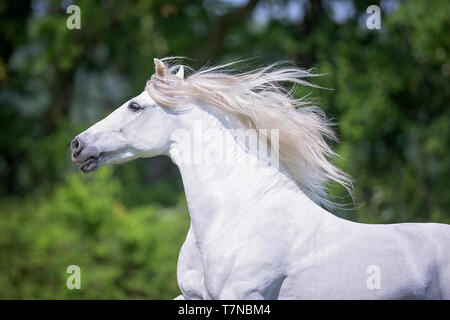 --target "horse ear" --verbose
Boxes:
[154,58,167,79]
[176,66,184,80]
